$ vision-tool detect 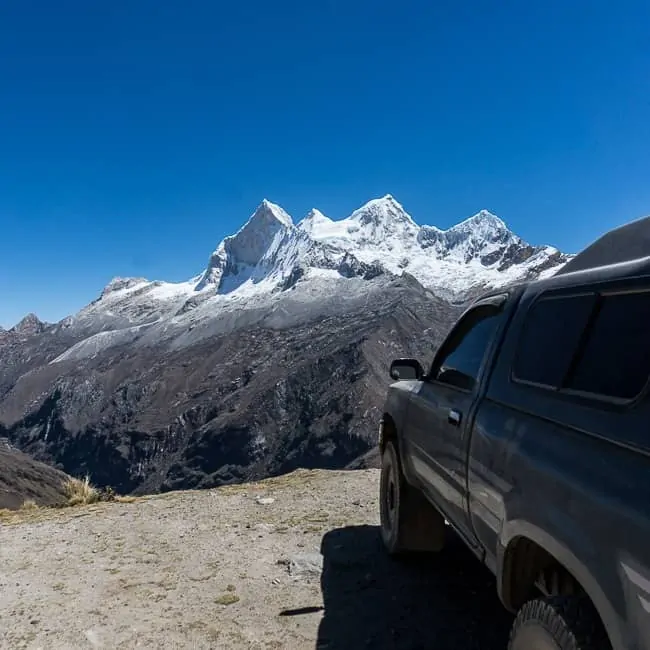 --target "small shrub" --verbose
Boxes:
[63,475,100,506]
[100,486,116,502]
